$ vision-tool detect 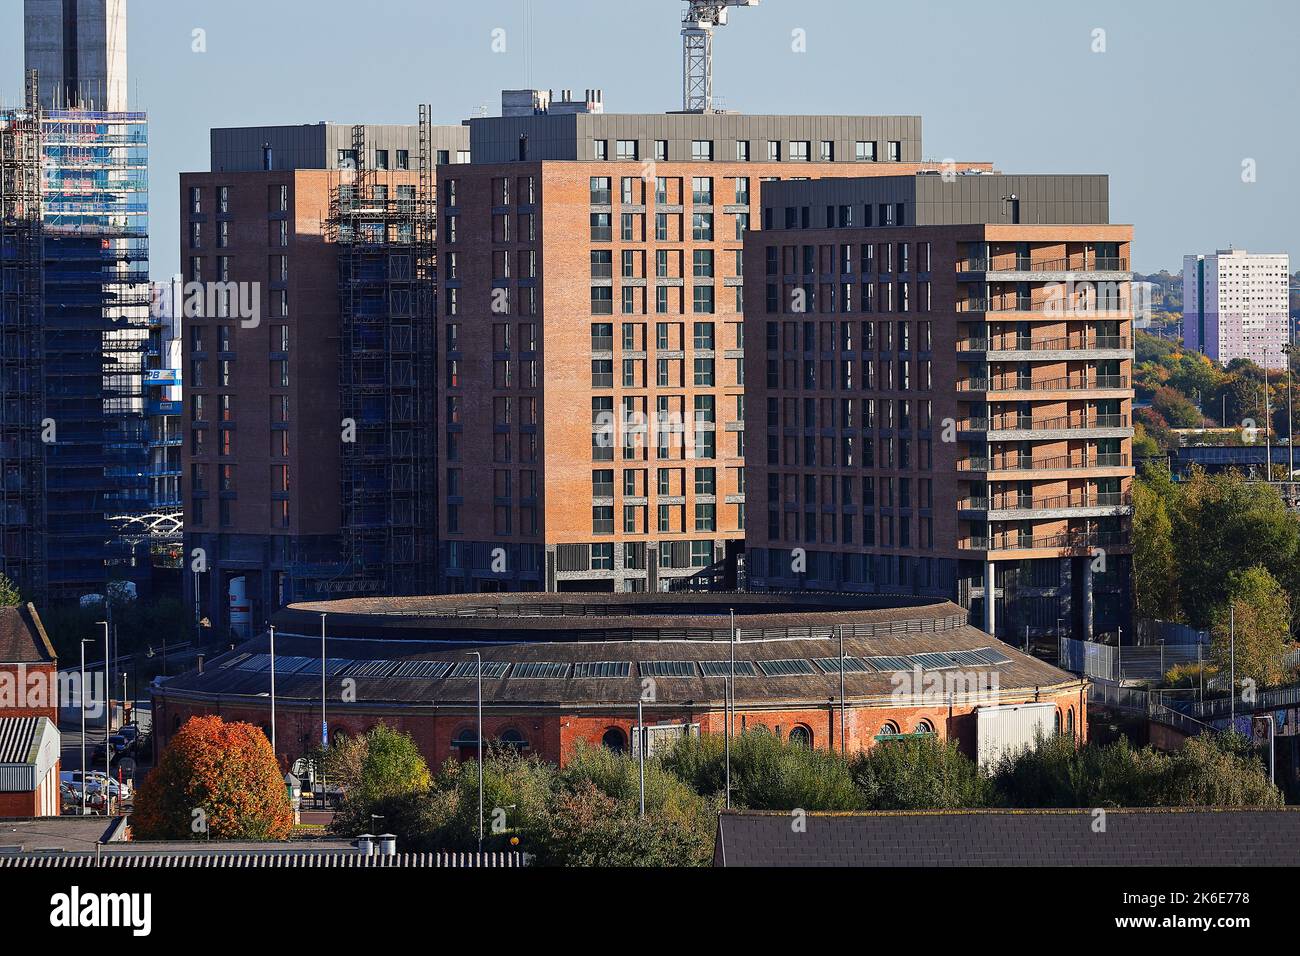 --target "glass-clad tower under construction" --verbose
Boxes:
[40,109,151,600]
